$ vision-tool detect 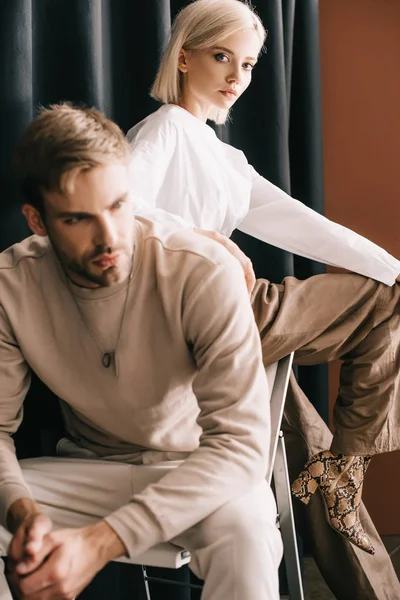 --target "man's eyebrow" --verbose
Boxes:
[55,192,129,219]
[56,210,92,219]
[213,46,257,63]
